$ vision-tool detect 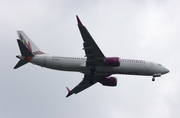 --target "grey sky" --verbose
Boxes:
[0,0,179,118]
